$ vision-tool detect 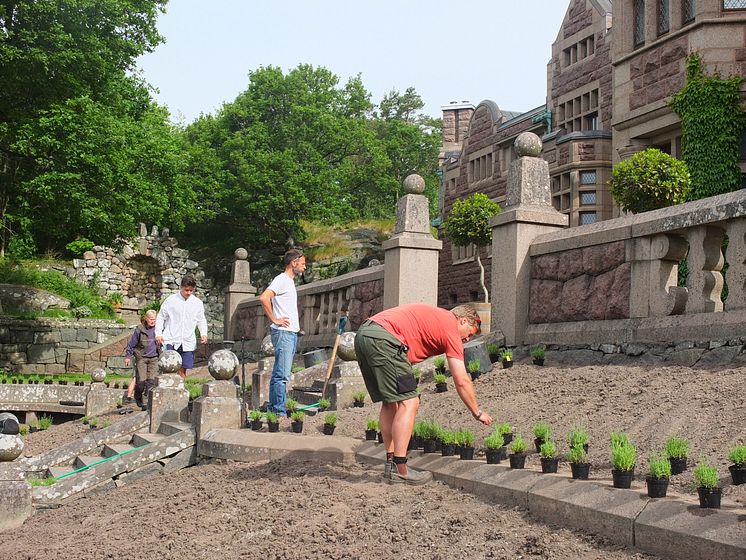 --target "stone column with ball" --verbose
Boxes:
[148,350,190,433]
